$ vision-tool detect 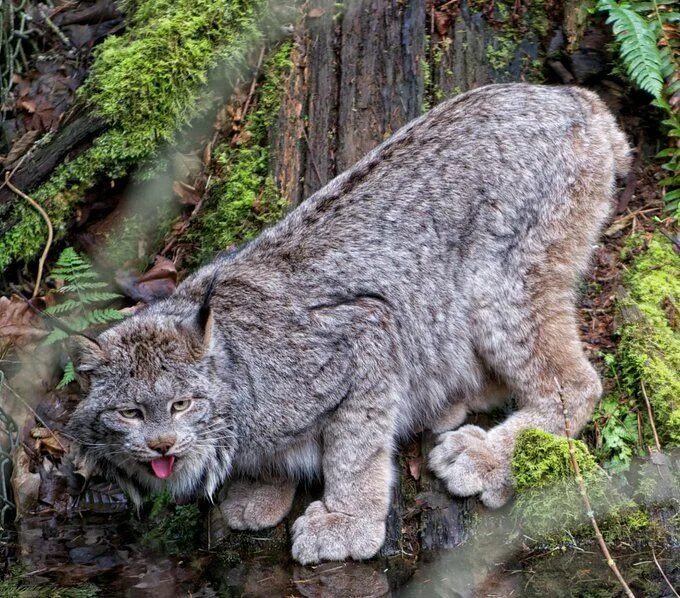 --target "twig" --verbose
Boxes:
[651,546,679,598]
[240,46,266,126]
[616,142,642,214]
[4,173,53,298]
[640,380,662,453]
[38,6,74,49]
[555,381,636,598]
